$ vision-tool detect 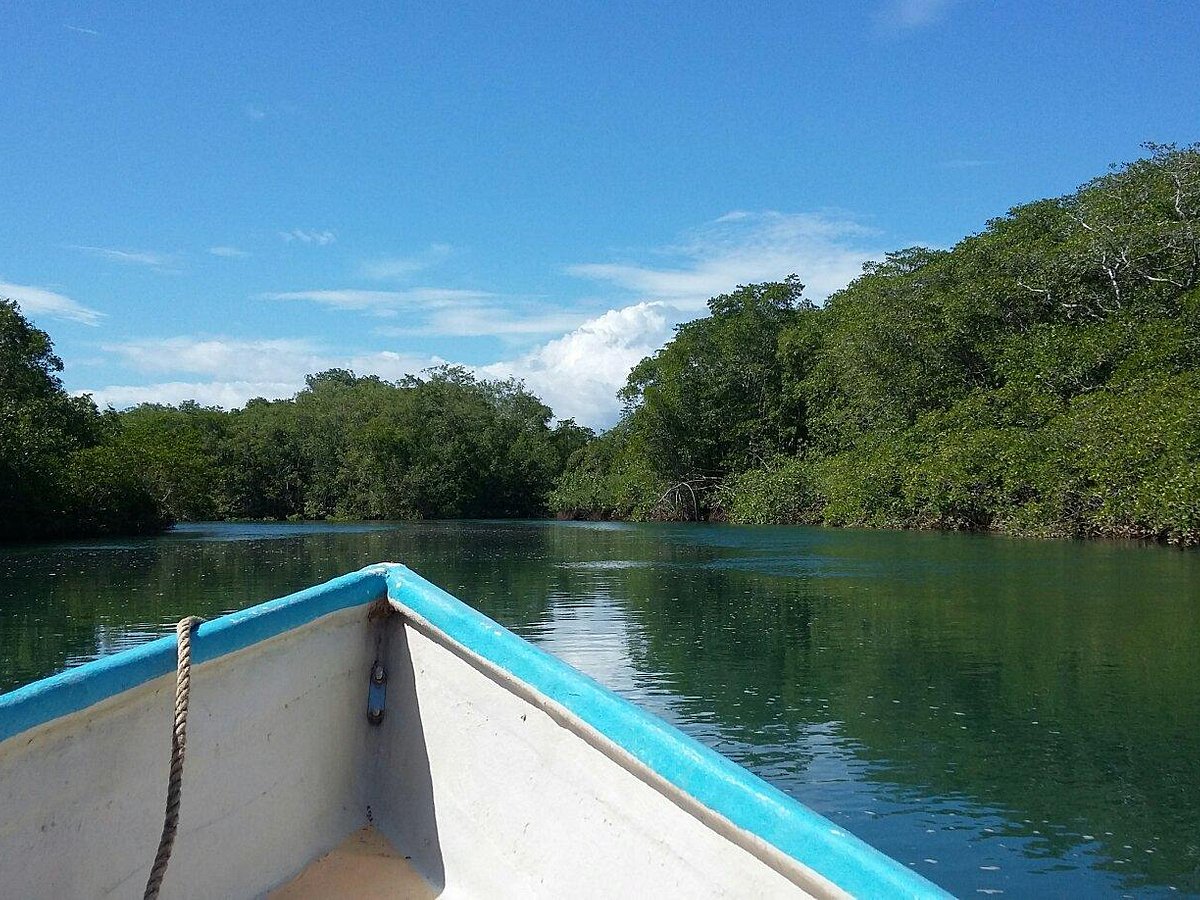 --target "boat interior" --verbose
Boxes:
[1,593,830,897]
